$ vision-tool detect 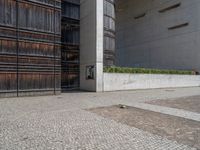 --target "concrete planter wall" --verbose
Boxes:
[103,73,200,91]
